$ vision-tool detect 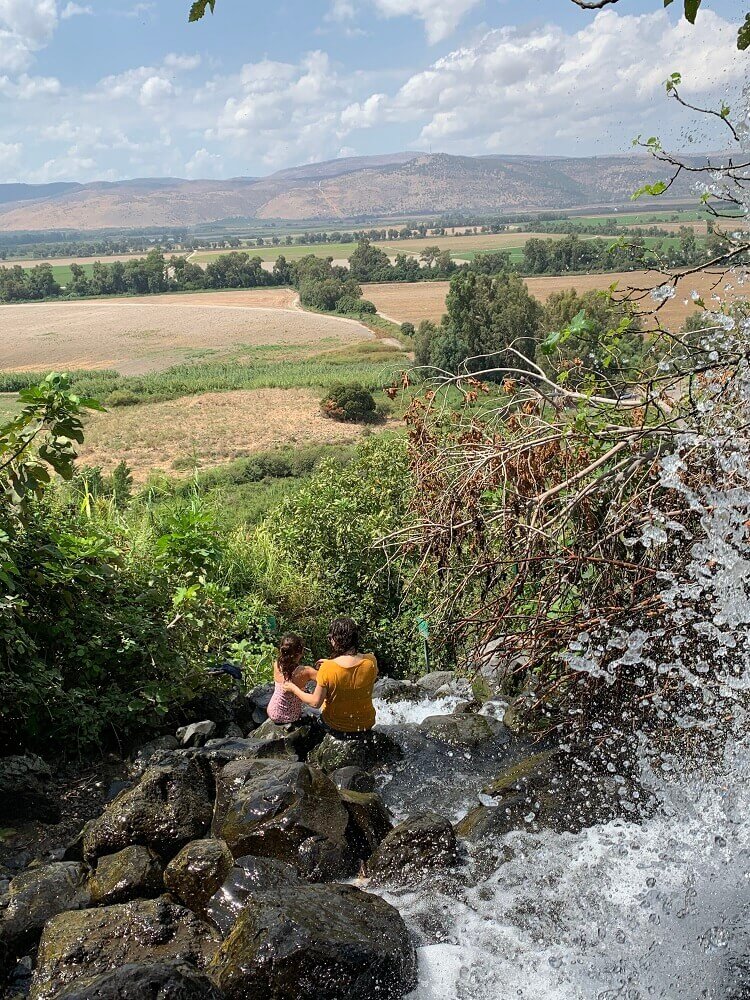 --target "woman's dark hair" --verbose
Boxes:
[328,617,359,656]
[277,633,305,680]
